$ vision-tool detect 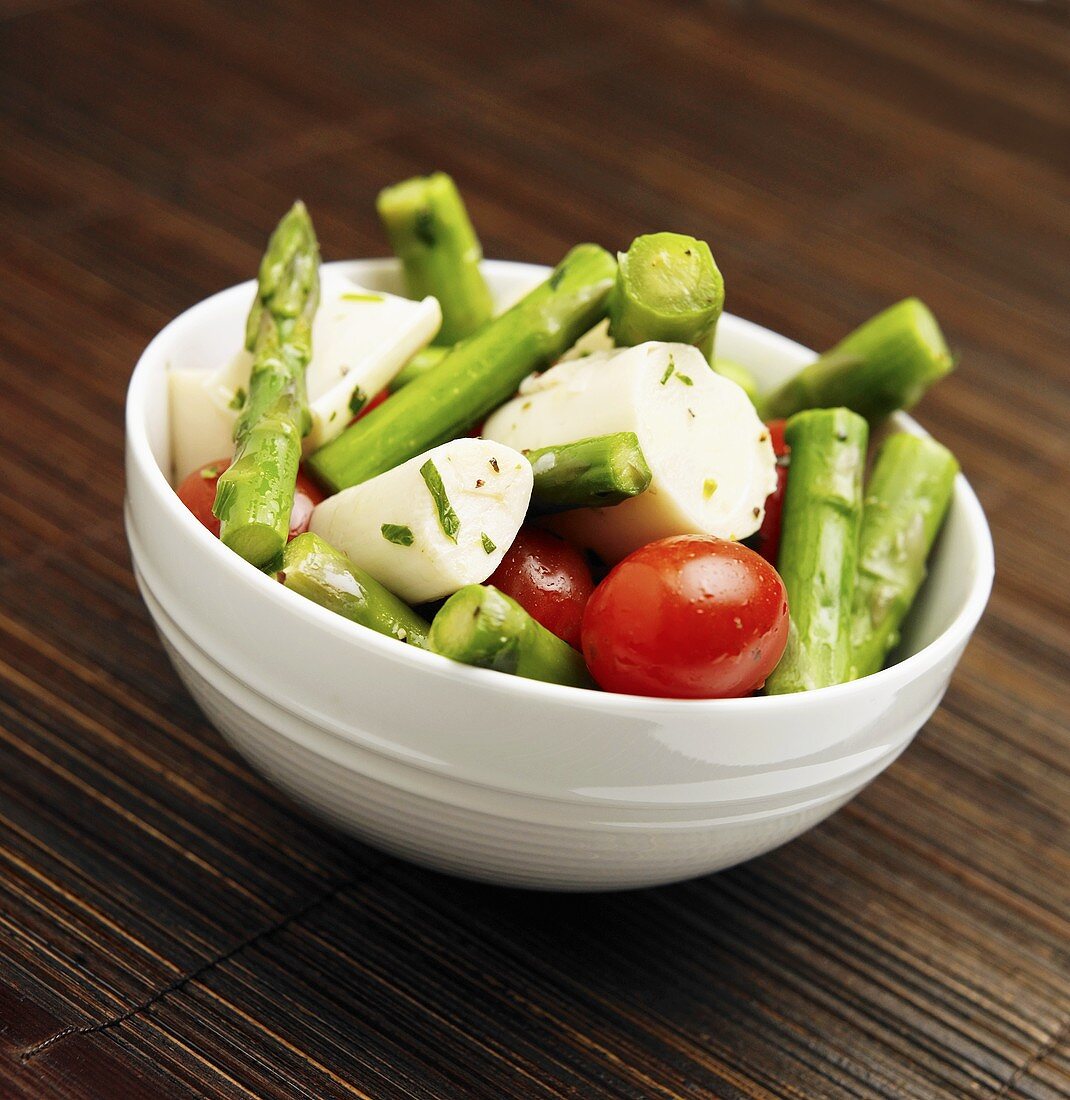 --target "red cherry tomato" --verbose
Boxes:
[581,535,789,699]
[750,419,790,566]
[175,458,229,537]
[488,527,594,649]
[765,418,787,455]
[176,458,325,540]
